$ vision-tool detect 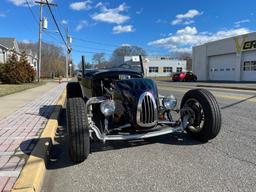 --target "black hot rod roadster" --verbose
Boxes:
[66,56,221,163]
